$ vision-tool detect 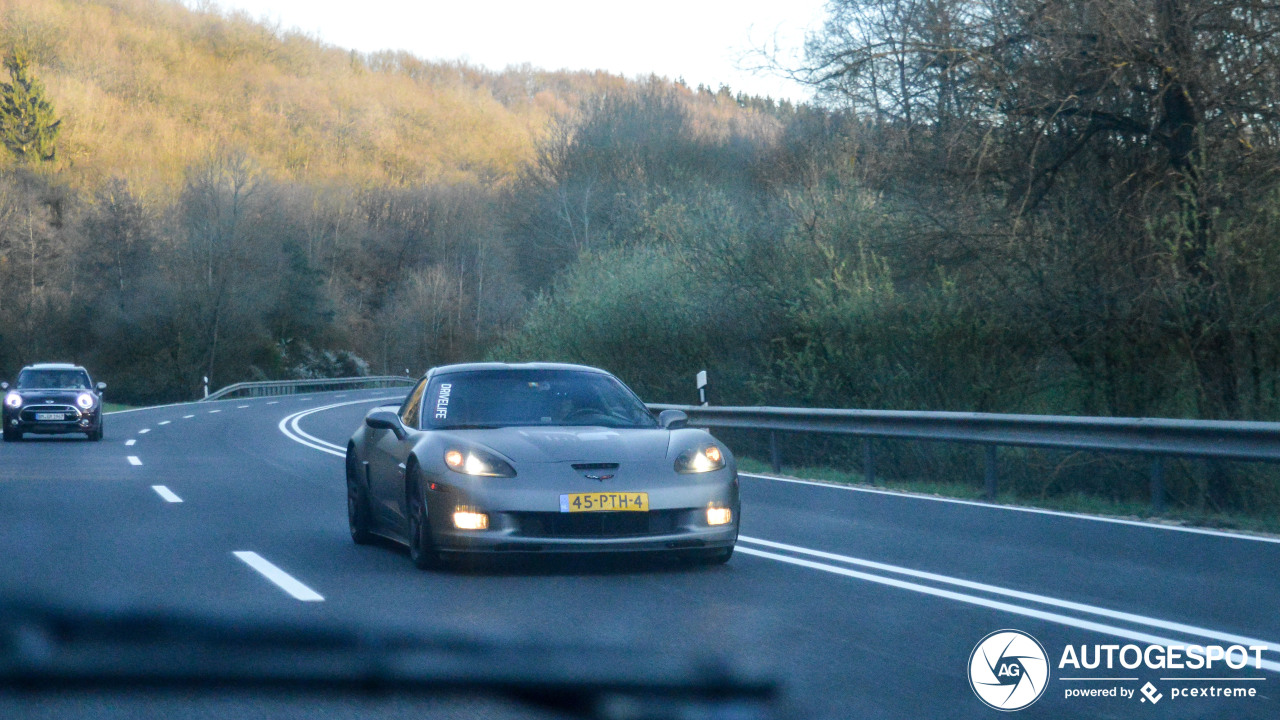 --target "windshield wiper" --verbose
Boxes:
[437,423,503,430]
